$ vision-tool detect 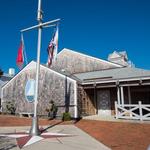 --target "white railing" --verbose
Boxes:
[115,101,150,121]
